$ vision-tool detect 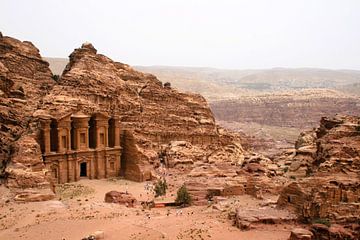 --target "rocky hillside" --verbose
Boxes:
[277,115,360,229]
[46,59,360,150]
[0,34,243,191]
[287,115,360,177]
[42,42,242,180]
[0,33,55,186]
